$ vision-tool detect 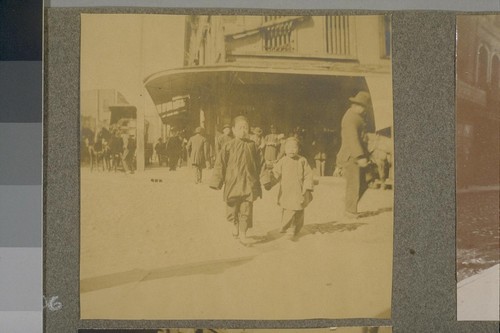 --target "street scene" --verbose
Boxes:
[456,15,500,321]
[80,14,394,320]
